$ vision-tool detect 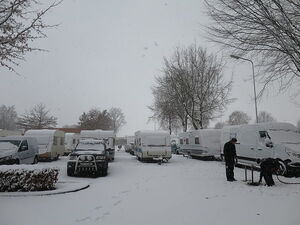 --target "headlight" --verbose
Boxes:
[87,155,94,161]
[96,155,105,160]
[0,156,12,161]
[69,155,77,160]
